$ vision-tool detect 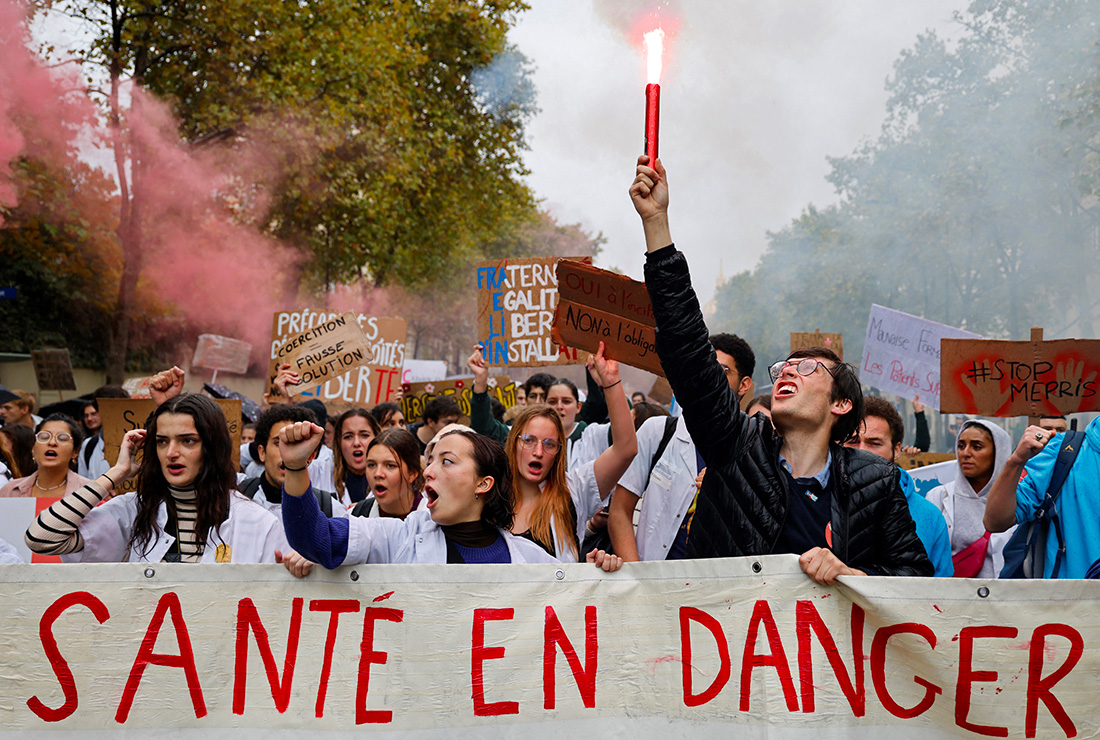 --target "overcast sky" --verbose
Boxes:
[510,1,965,303]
